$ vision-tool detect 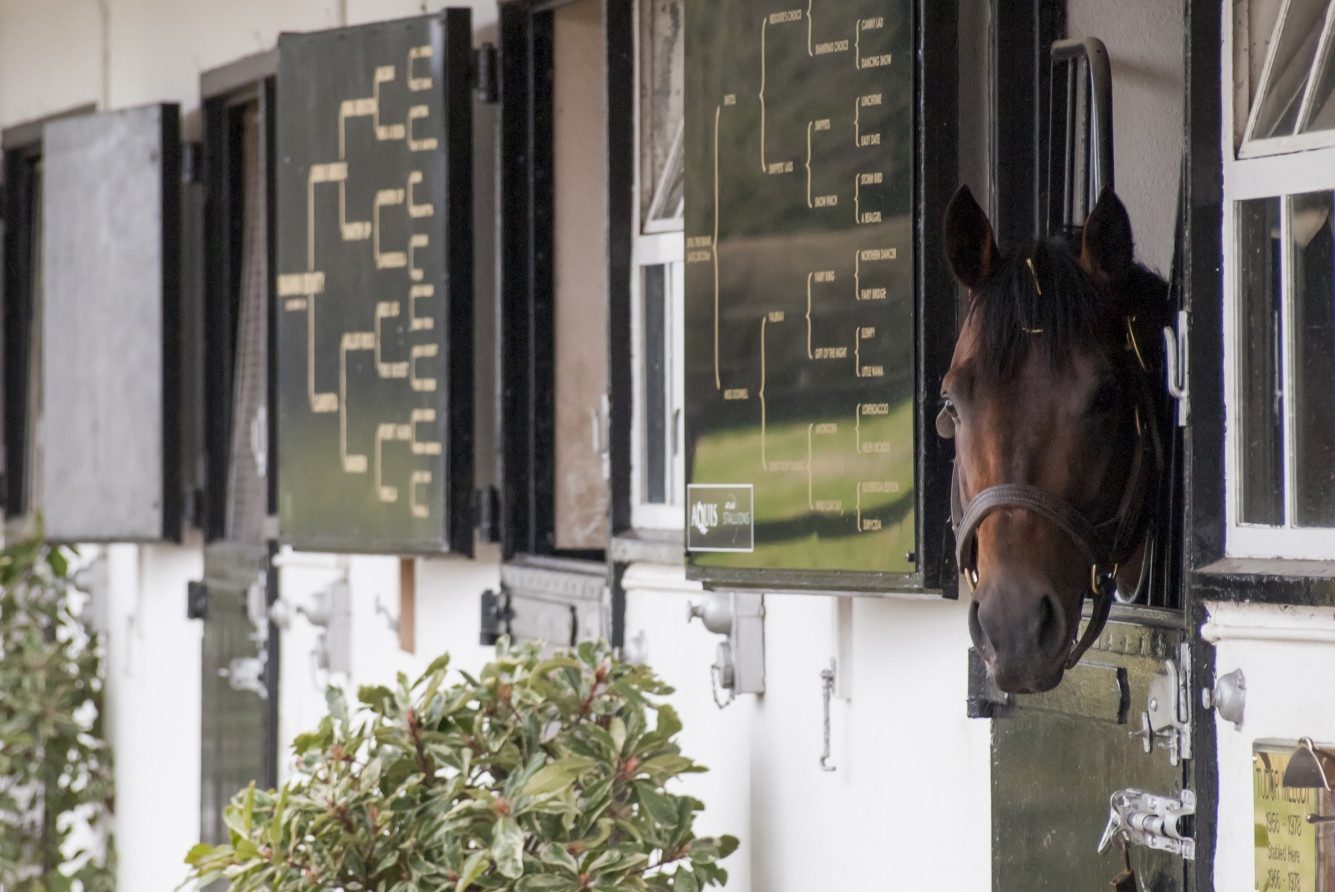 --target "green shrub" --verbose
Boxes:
[0,536,115,891]
[186,640,737,891]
